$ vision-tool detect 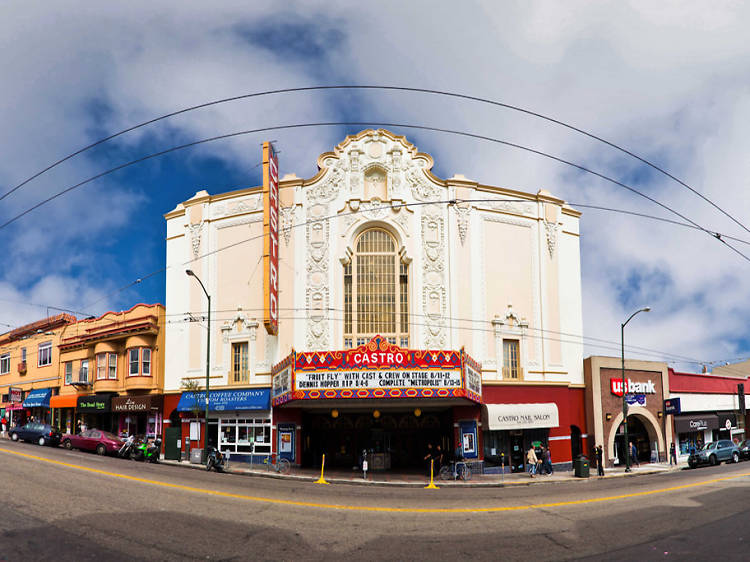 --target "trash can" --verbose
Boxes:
[190,448,203,464]
[574,455,590,478]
